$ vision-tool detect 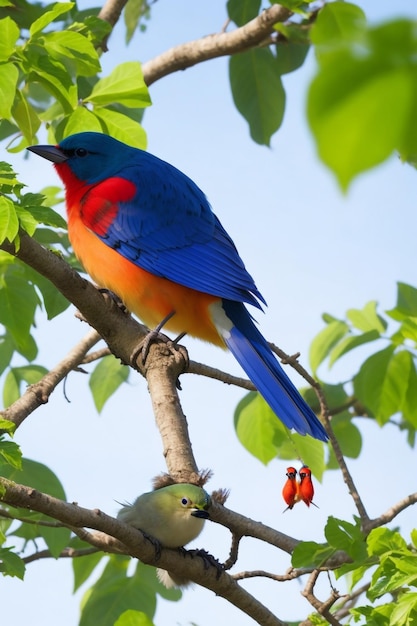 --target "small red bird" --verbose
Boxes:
[282,465,318,511]
[282,466,300,511]
[298,465,318,508]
